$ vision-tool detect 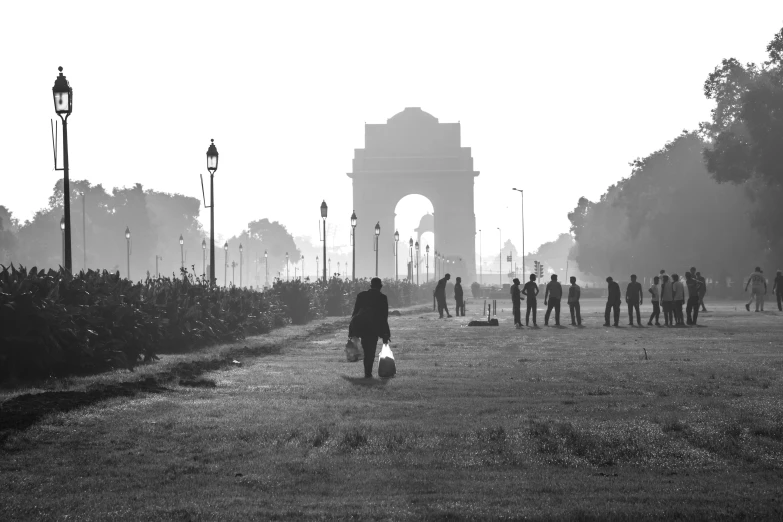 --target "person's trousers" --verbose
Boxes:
[686,296,700,324]
[360,336,379,377]
[674,300,684,324]
[699,295,707,311]
[455,298,465,316]
[649,301,660,324]
[604,302,620,325]
[437,298,449,317]
[526,300,537,325]
[777,292,782,312]
[569,301,581,325]
[545,298,561,325]
[627,300,641,325]
[662,301,674,325]
[749,287,765,311]
[512,302,521,325]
